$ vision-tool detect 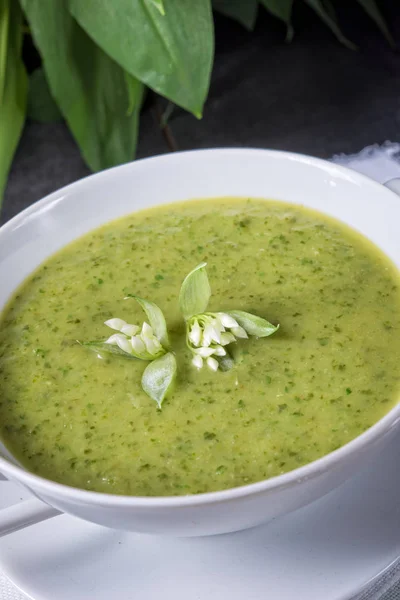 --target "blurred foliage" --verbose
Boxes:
[0,0,395,205]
